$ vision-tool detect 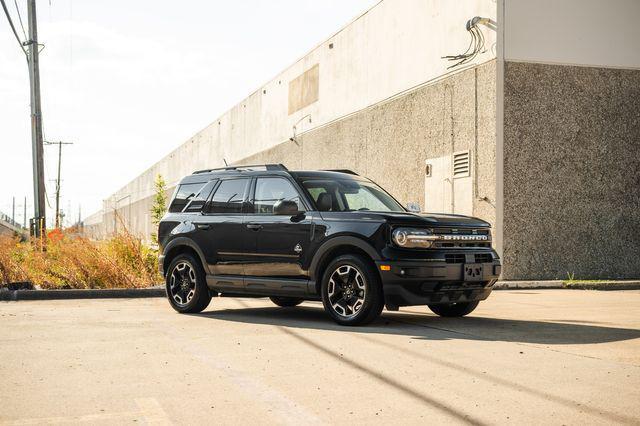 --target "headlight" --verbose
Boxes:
[391,227,436,248]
